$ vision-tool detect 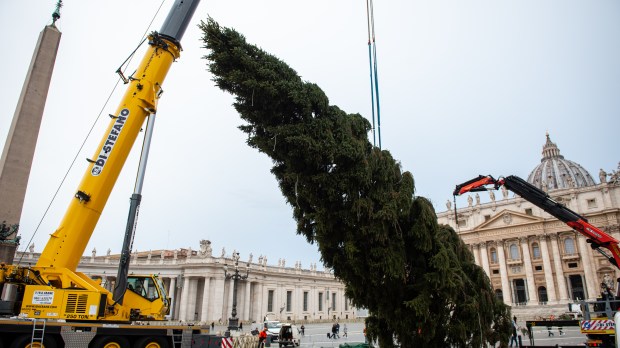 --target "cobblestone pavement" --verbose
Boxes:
[216,320,591,347]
